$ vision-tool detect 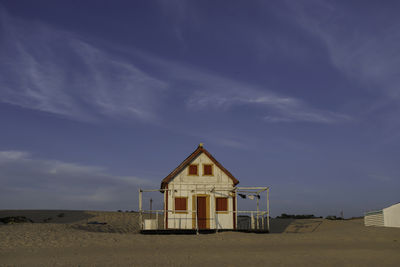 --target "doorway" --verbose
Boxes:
[197,196,207,229]
[192,194,210,229]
